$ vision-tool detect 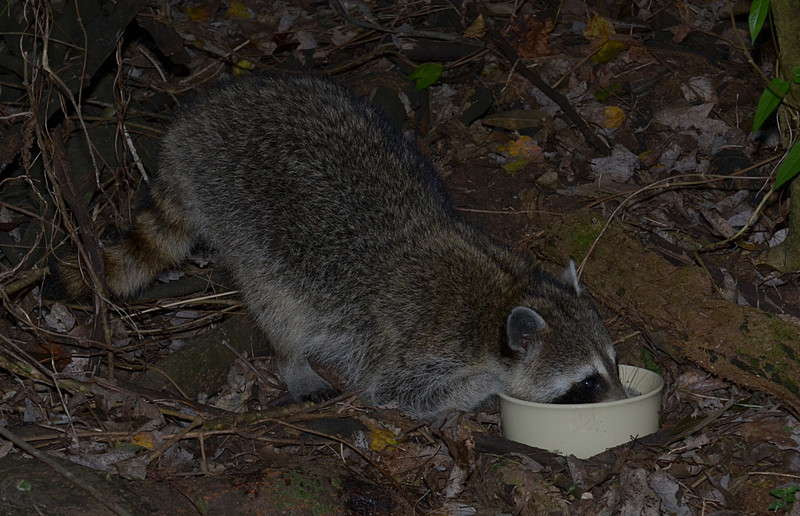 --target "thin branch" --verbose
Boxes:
[329,0,472,43]
[487,28,612,156]
[266,418,426,515]
[0,424,133,516]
